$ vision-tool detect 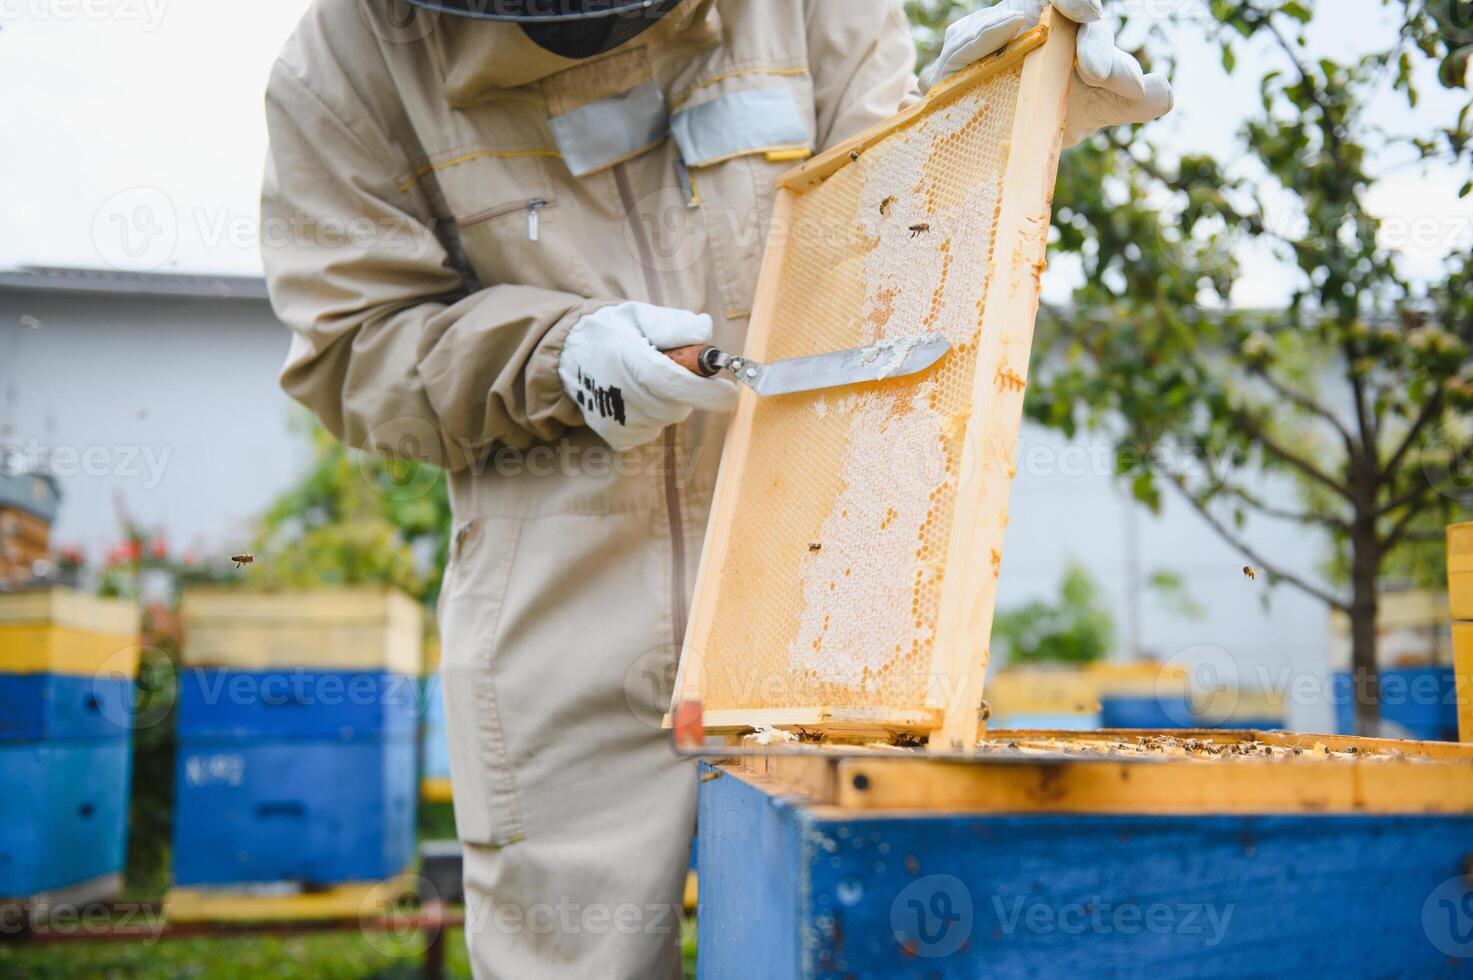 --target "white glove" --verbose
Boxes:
[559,301,739,451]
[918,0,1173,149]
